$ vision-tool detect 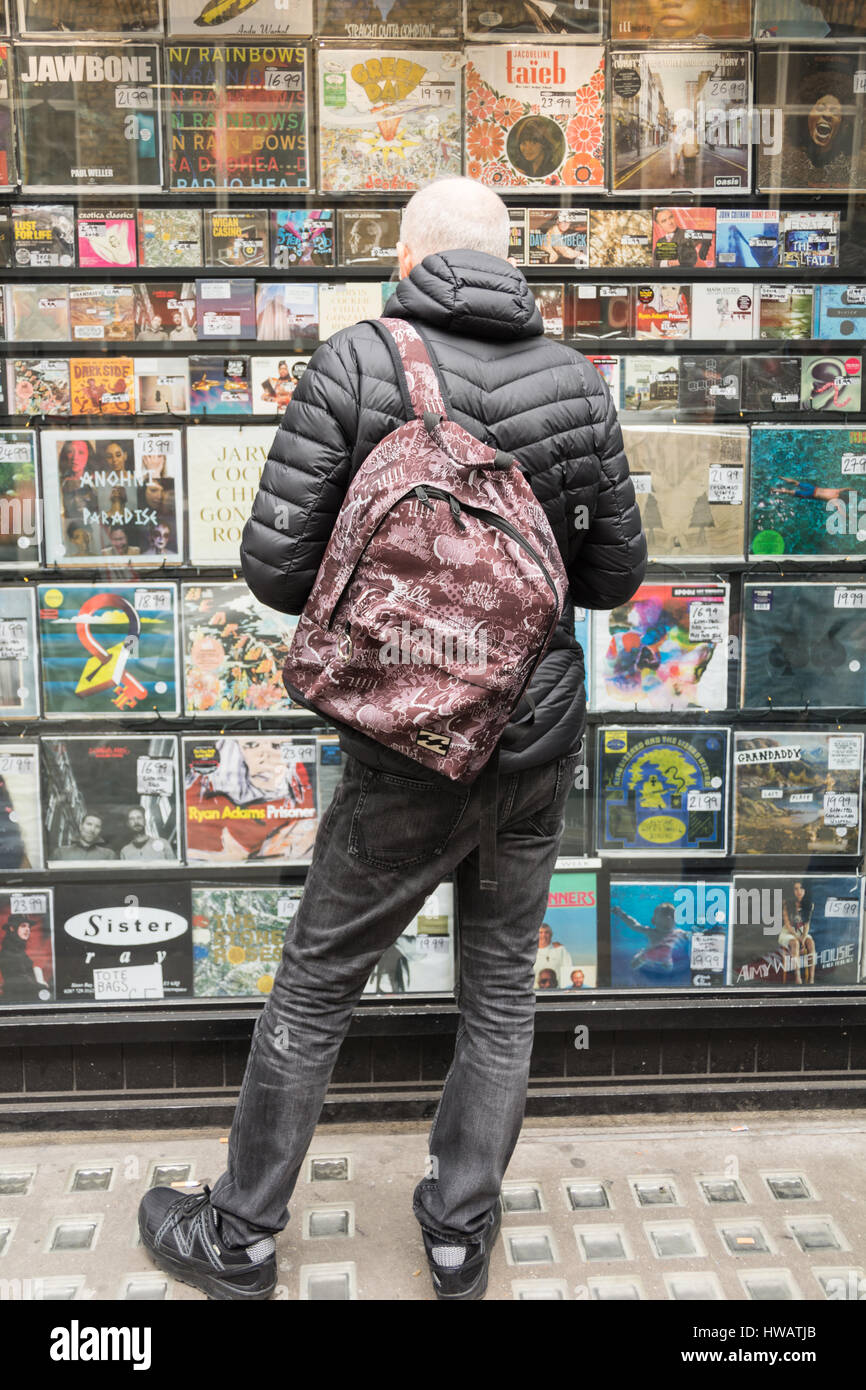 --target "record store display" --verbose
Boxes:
[0,8,864,1015]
